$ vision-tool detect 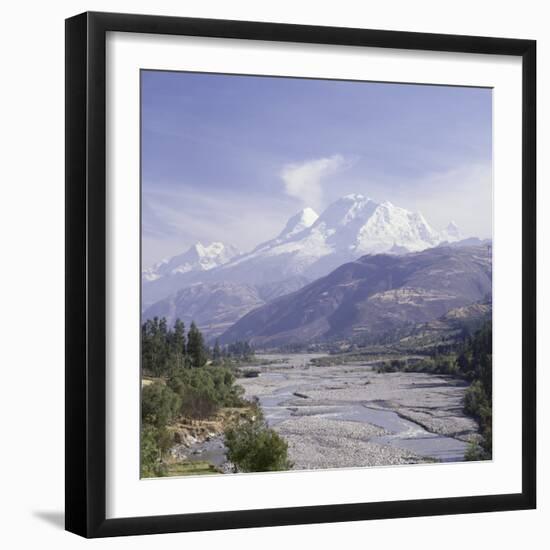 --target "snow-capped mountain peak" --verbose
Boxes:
[315,194,376,228]
[221,195,462,277]
[143,241,239,282]
[190,242,240,270]
[278,207,319,239]
[247,207,319,255]
[304,196,440,255]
